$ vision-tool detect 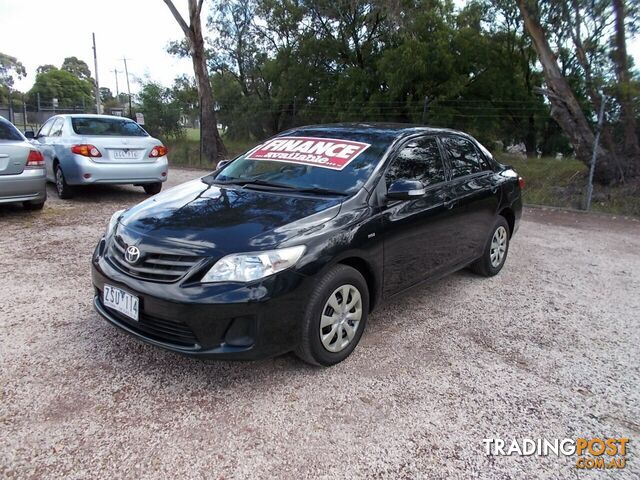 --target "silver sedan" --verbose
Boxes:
[27,114,169,199]
[0,116,46,210]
